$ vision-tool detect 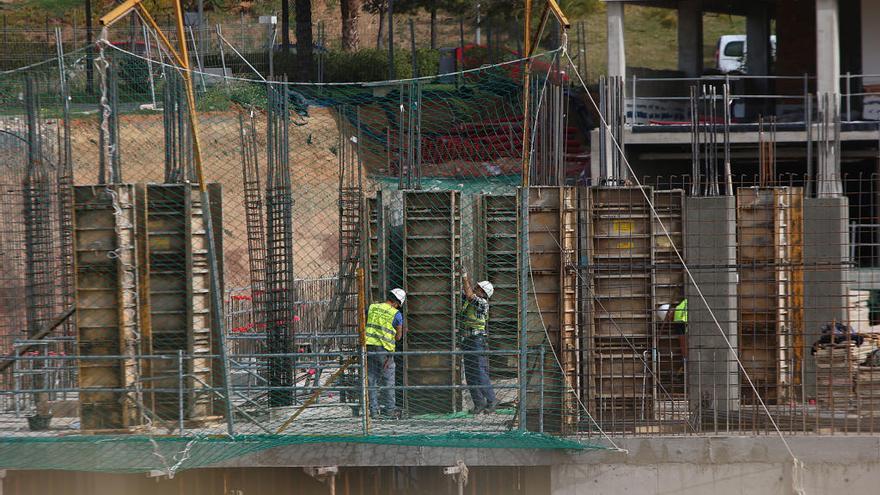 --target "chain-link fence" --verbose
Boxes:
[1,16,880,475]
